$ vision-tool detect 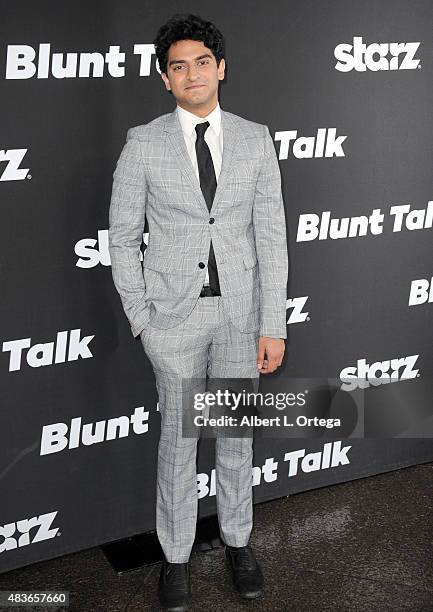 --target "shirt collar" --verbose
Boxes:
[176,102,221,139]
